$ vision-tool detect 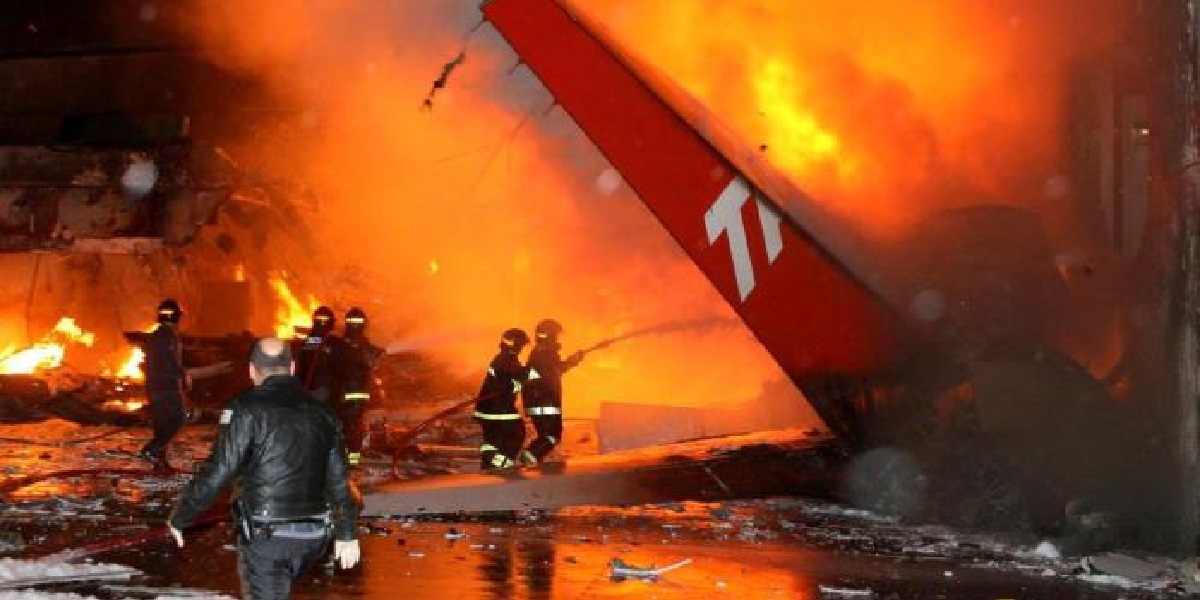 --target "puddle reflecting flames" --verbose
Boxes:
[299,522,813,600]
